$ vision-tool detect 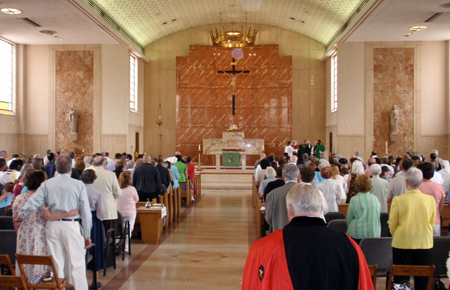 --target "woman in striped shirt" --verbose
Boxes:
[347,174,381,244]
